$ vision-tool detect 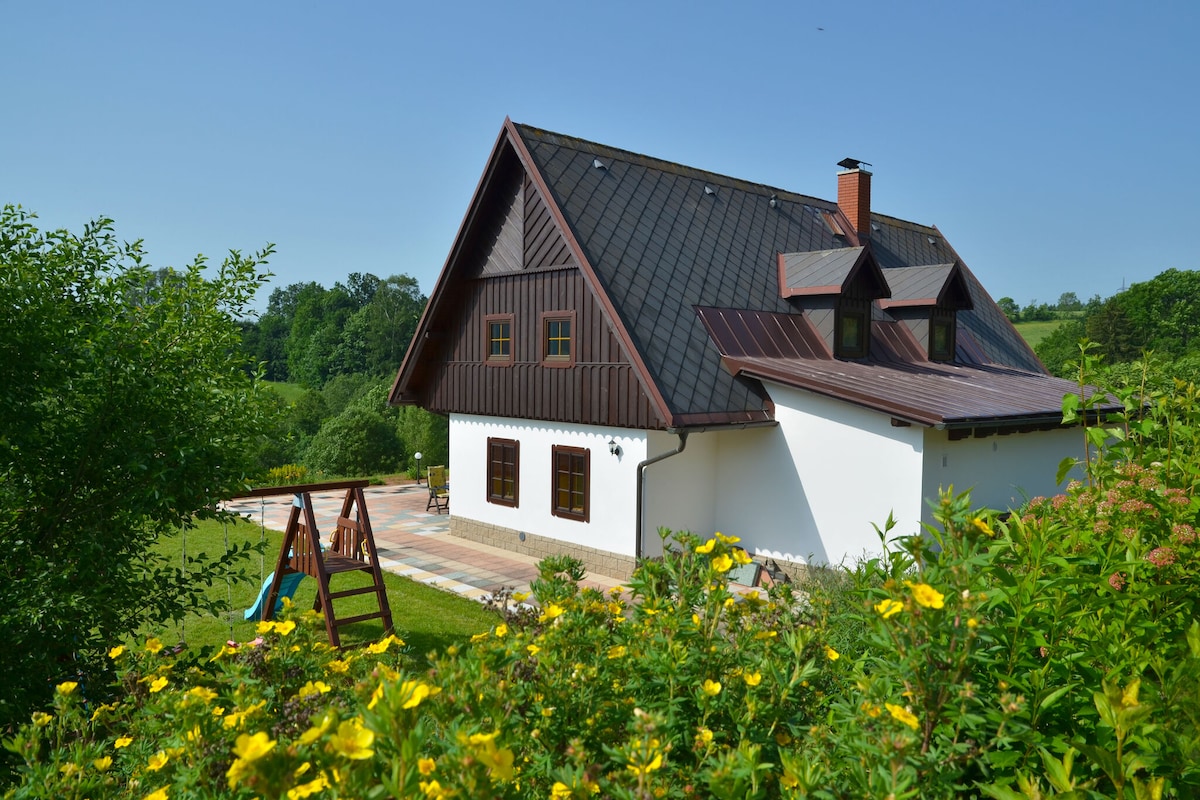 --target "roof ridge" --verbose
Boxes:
[513,121,837,210]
